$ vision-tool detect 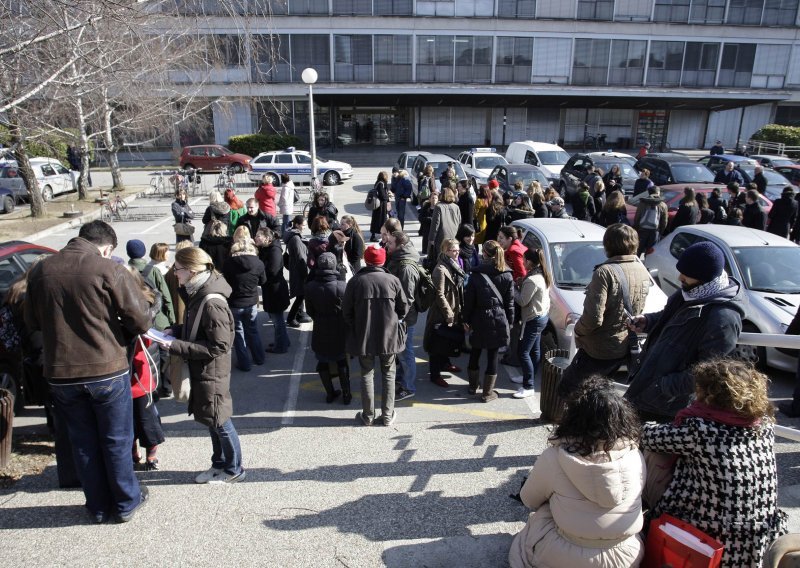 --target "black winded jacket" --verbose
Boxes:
[235,210,281,239]
[304,268,347,358]
[462,261,515,350]
[258,239,290,313]
[767,195,798,237]
[284,228,308,297]
[222,253,266,308]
